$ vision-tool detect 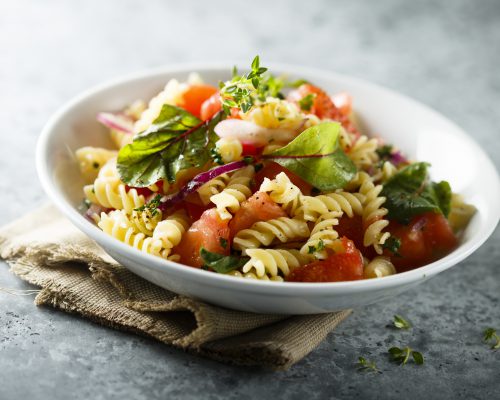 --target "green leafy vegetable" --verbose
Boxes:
[134,194,162,217]
[200,248,249,274]
[393,315,411,330]
[117,105,224,187]
[356,357,381,373]
[298,93,316,111]
[388,346,424,366]
[265,122,357,191]
[382,236,401,256]
[381,162,452,224]
[483,328,500,350]
[219,238,228,249]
